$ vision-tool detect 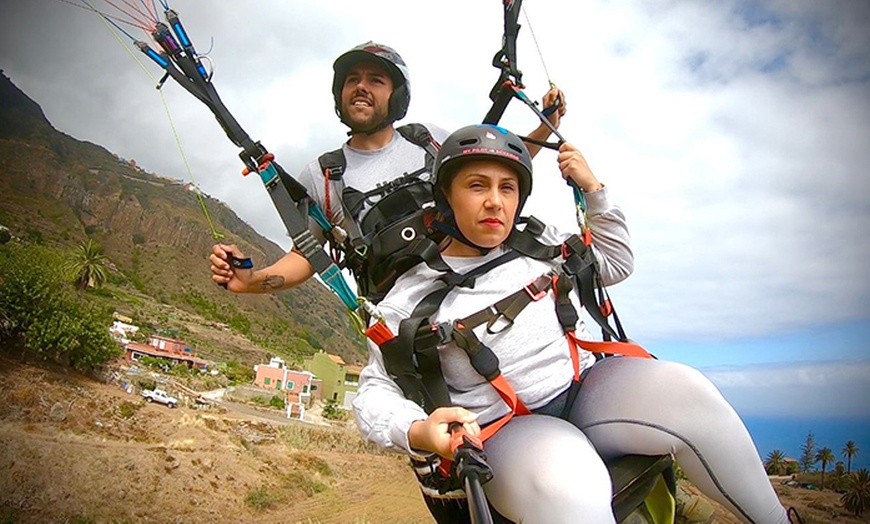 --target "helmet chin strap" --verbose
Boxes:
[433,213,495,256]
